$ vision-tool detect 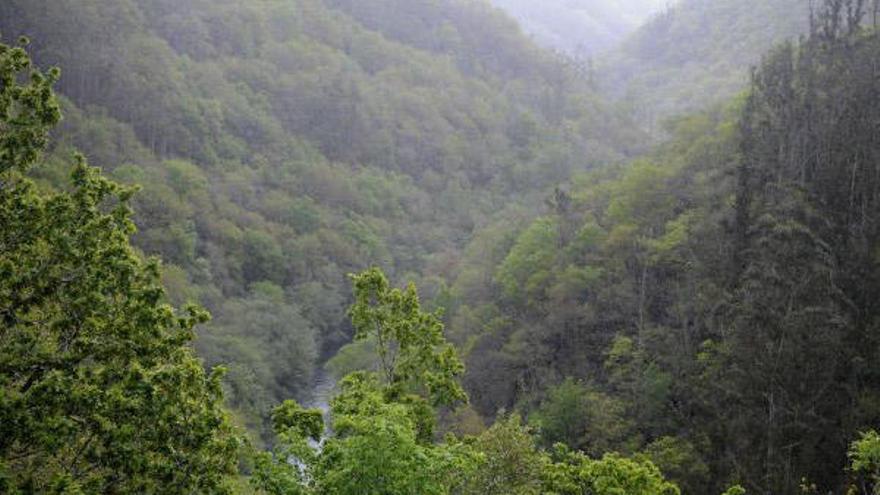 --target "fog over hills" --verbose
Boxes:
[603,0,810,125]
[492,0,810,127]
[488,0,670,56]
[2,1,879,493]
